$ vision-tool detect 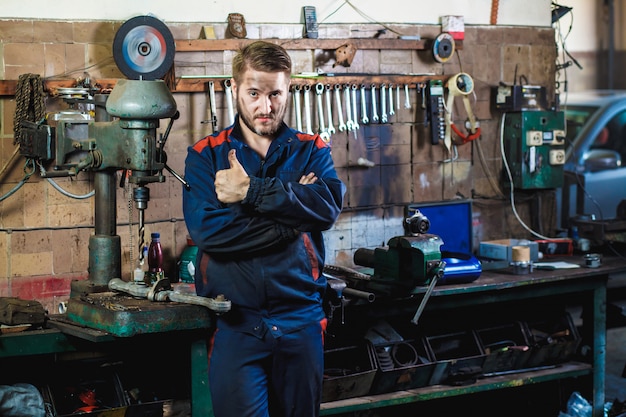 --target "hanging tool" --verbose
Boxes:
[360,84,369,125]
[303,84,314,134]
[444,72,480,152]
[325,84,336,136]
[293,85,303,132]
[371,84,380,123]
[425,80,446,145]
[404,84,412,109]
[396,84,401,112]
[315,83,330,142]
[381,83,388,123]
[350,84,360,135]
[344,84,355,131]
[334,84,347,132]
[223,79,235,126]
[388,83,395,117]
[203,81,218,133]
